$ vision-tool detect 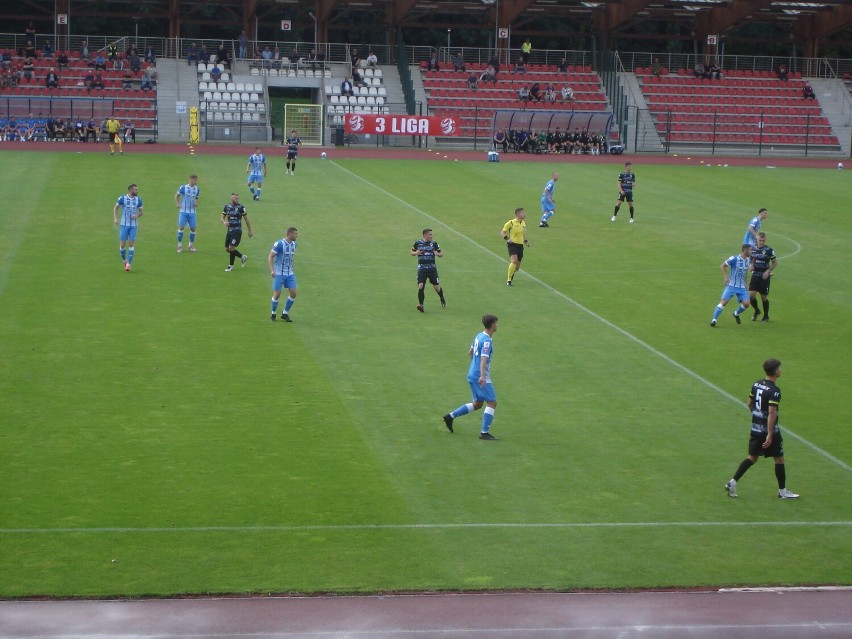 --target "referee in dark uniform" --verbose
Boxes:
[748,231,777,321]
